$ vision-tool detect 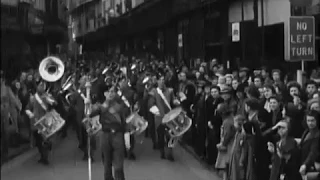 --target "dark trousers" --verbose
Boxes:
[147,113,157,147]
[124,134,135,157]
[60,110,72,136]
[206,129,219,165]
[101,131,125,180]
[157,124,173,156]
[75,124,96,156]
[74,111,96,155]
[196,124,206,157]
[33,130,51,161]
[129,135,135,154]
